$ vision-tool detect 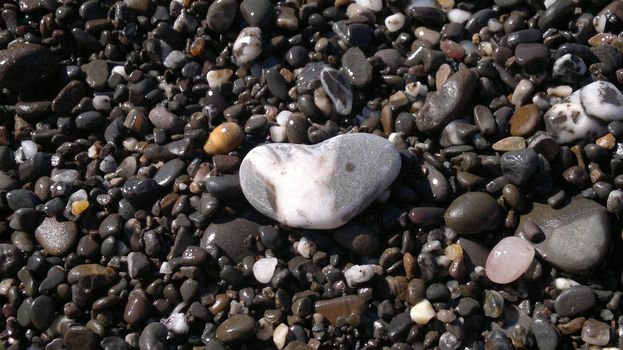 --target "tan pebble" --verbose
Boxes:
[203,122,245,155]
[509,104,541,137]
[596,133,616,151]
[492,136,527,152]
[444,244,463,260]
[71,200,89,216]
[403,252,416,280]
